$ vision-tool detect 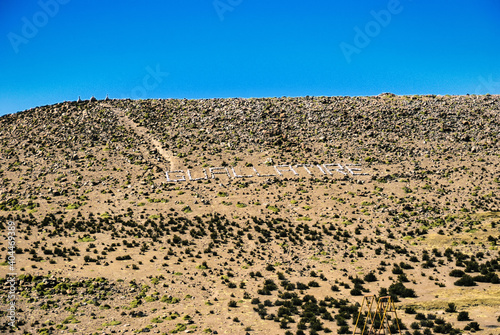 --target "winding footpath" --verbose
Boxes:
[101,103,179,171]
